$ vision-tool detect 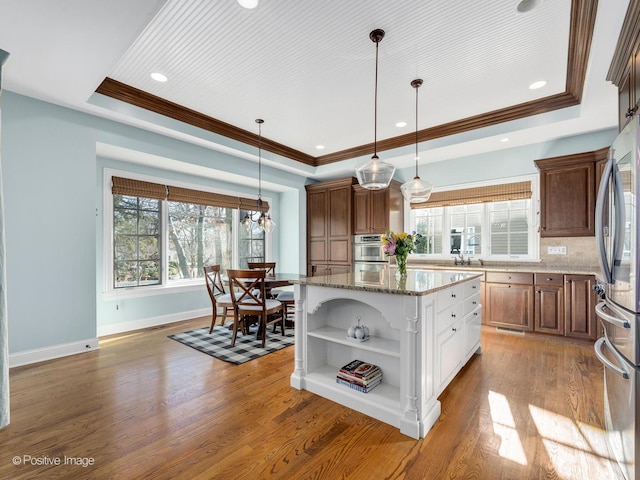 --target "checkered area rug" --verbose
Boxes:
[168,324,294,365]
